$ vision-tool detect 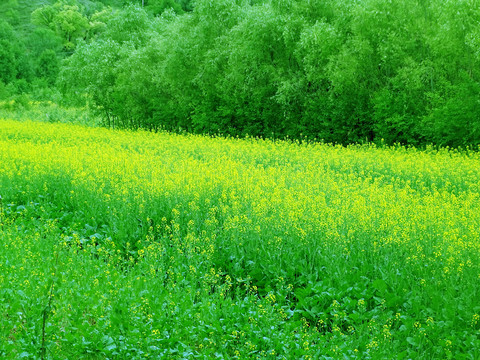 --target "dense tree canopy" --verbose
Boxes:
[2,0,480,147]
